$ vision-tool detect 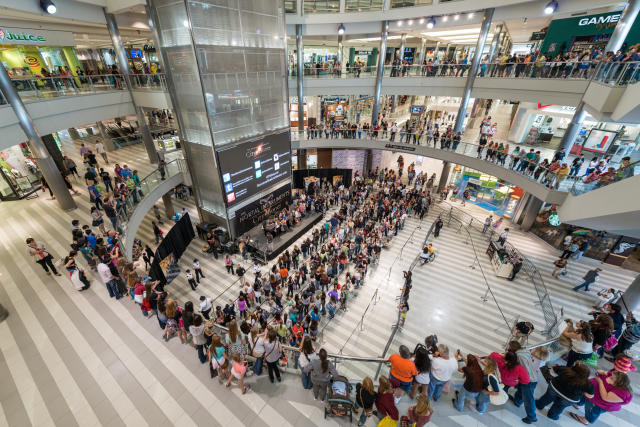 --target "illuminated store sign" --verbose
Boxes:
[0,25,75,46]
[0,28,45,43]
[578,14,620,27]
